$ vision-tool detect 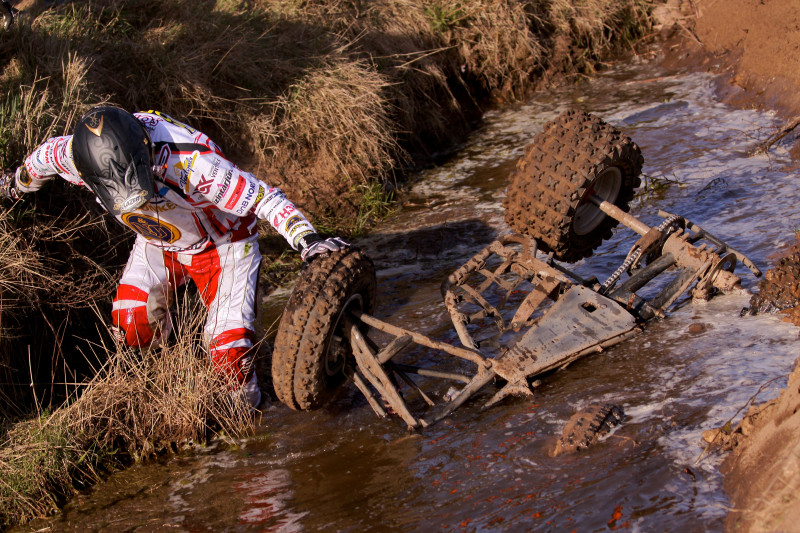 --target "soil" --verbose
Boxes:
[655,2,800,531]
